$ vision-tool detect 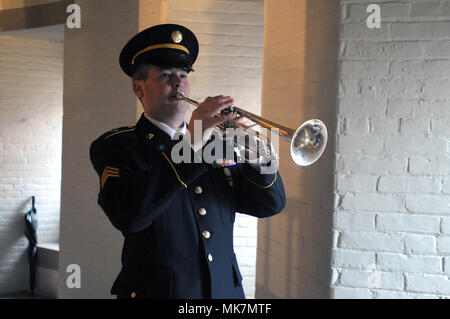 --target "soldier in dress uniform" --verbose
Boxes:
[89,24,286,299]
